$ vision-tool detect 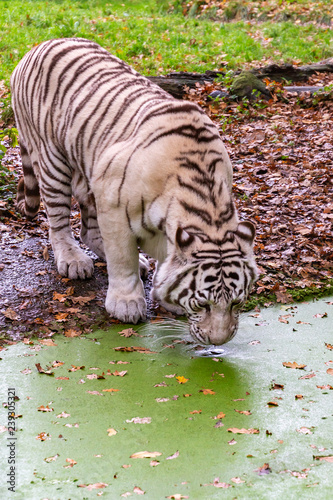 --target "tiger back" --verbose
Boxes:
[11,38,257,345]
